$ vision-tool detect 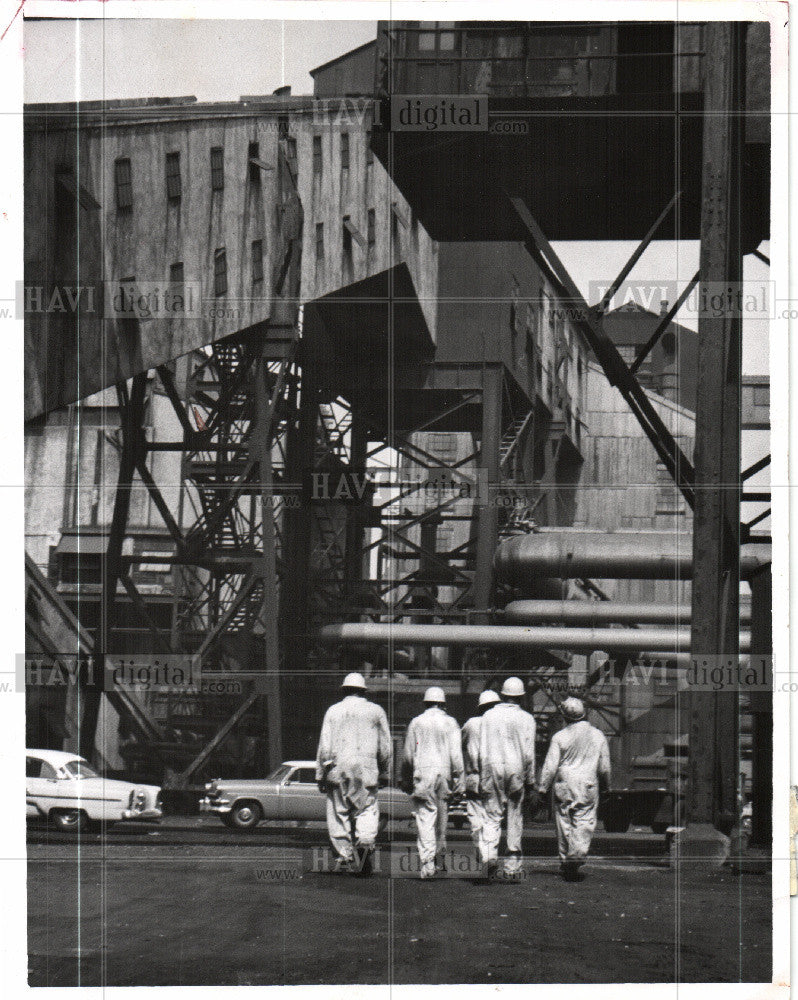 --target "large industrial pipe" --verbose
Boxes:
[494,530,771,584]
[503,599,751,626]
[318,623,751,653]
